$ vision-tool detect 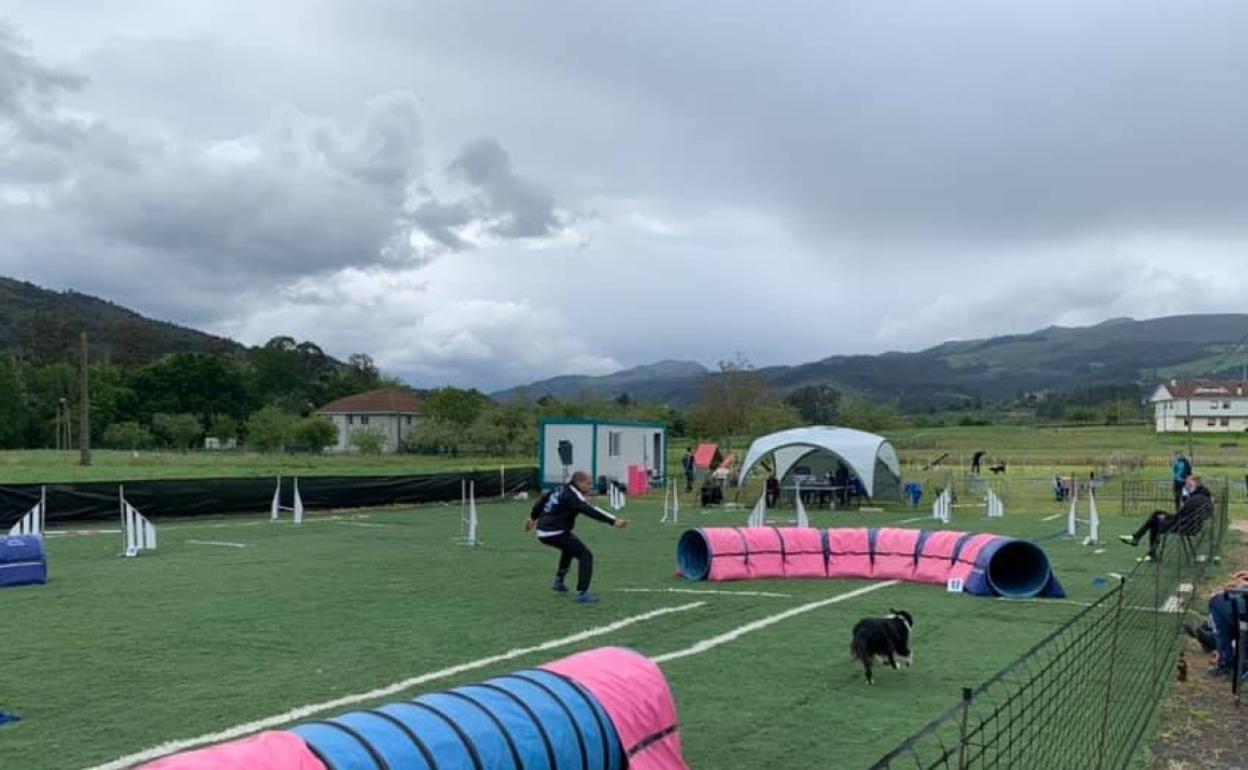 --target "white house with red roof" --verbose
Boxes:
[1149,379,1248,433]
[316,388,424,453]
